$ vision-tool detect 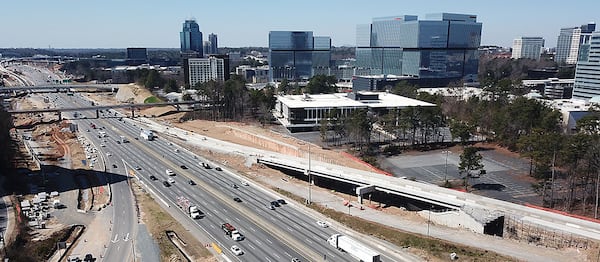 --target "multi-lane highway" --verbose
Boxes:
[45,92,404,261]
